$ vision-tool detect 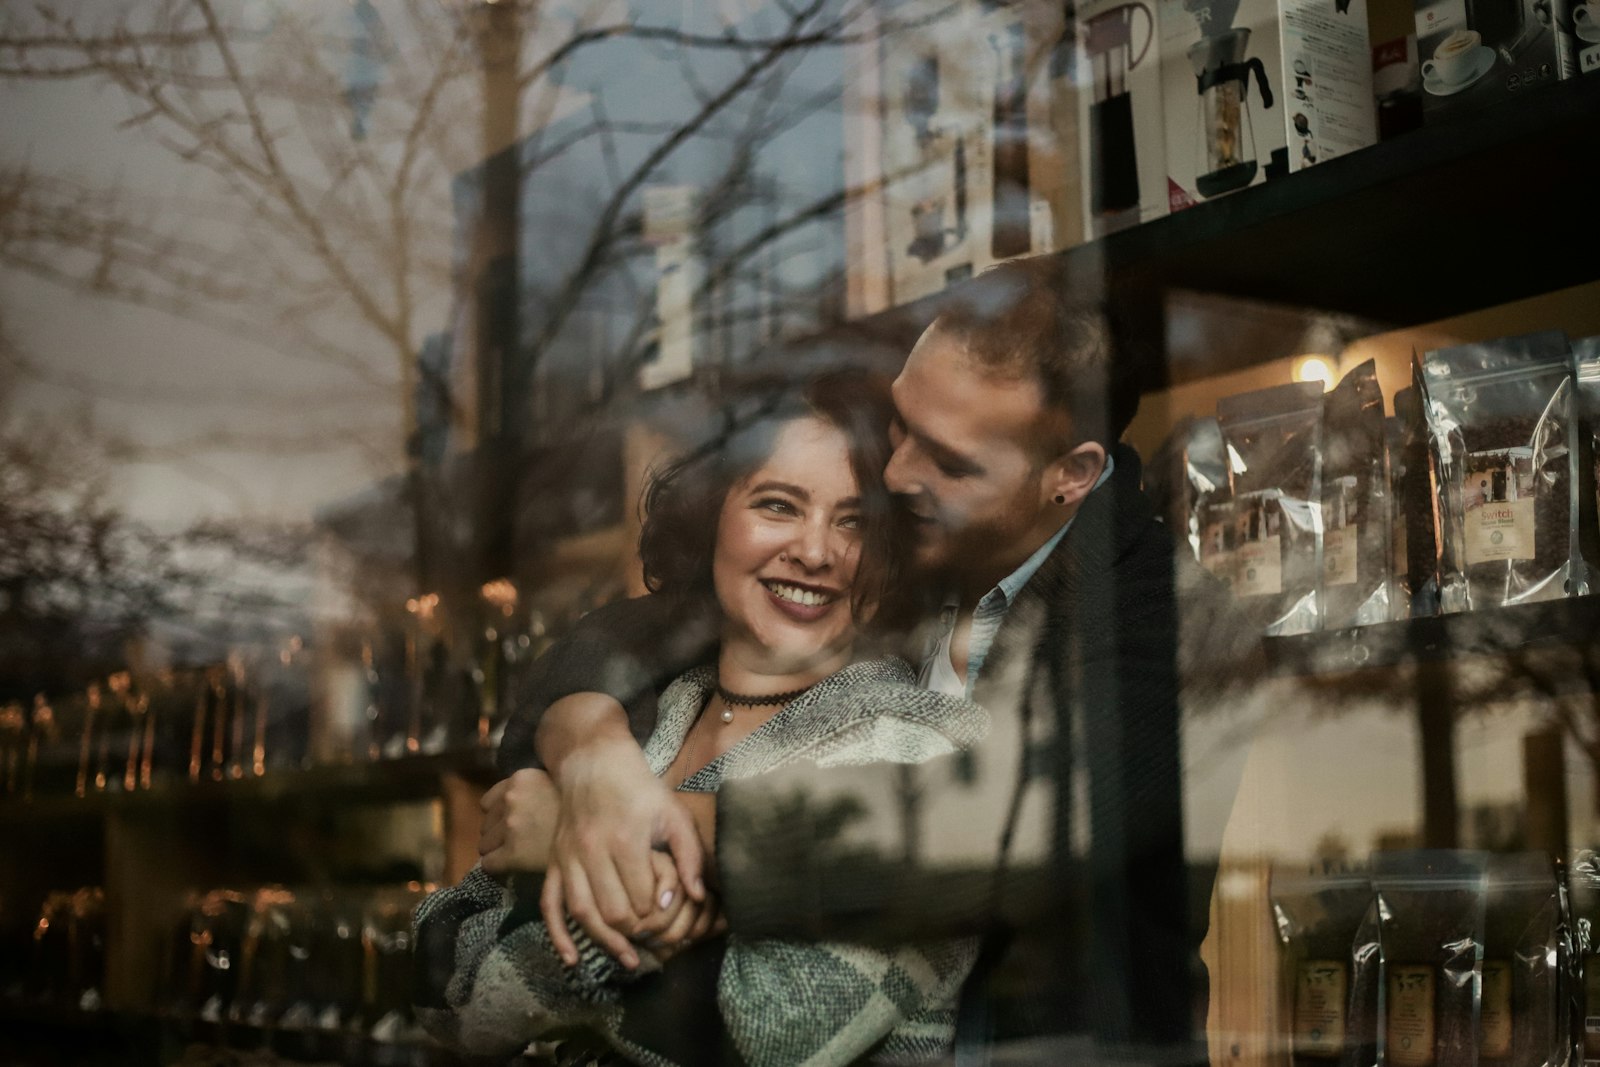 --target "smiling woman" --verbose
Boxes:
[413,367,991,1066]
